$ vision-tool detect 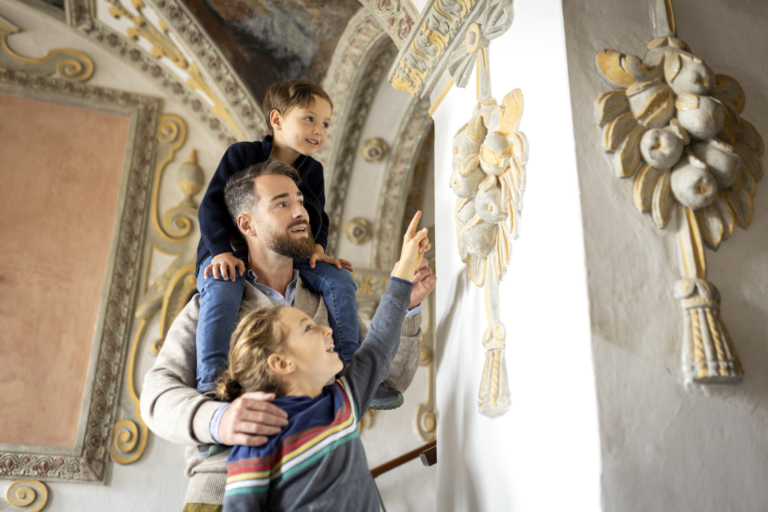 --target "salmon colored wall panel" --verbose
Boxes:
[0,93,131,448]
